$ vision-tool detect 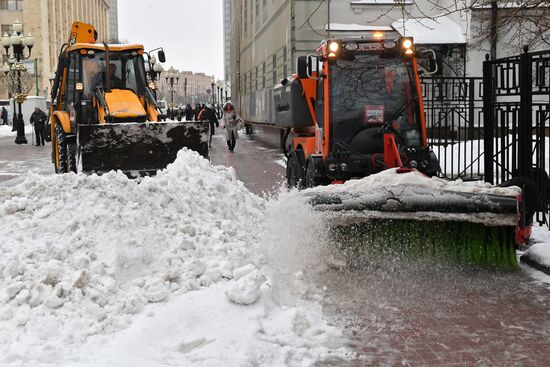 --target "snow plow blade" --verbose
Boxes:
[306,187,520,270]
[79,122,209,175]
